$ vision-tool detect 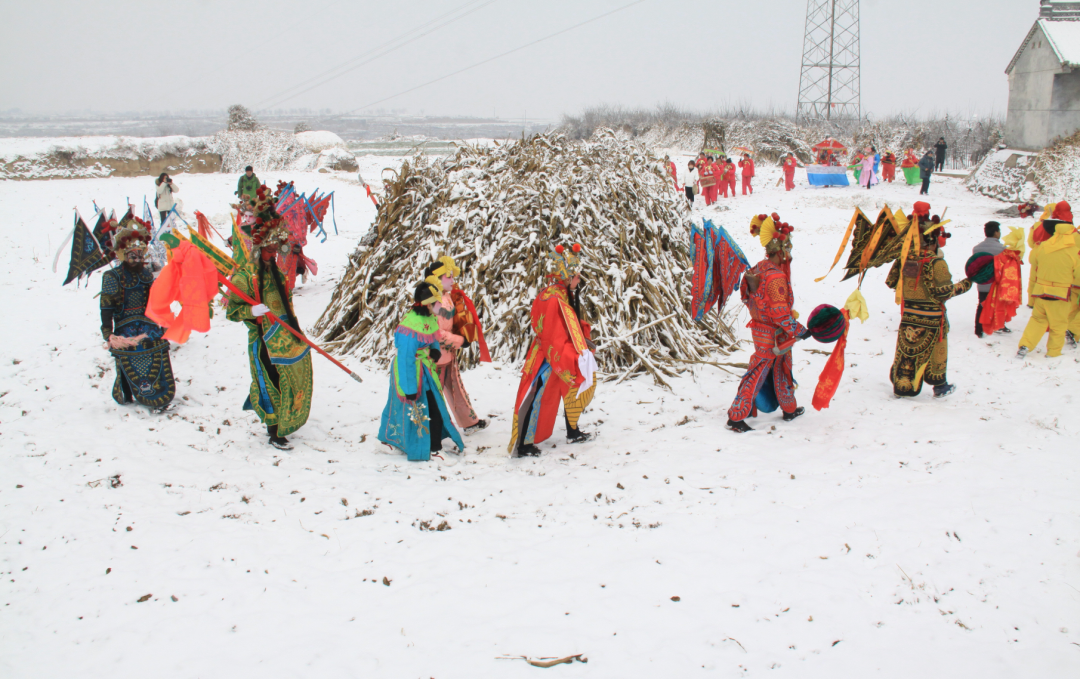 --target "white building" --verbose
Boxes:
[1005,1,1080,150]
